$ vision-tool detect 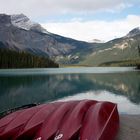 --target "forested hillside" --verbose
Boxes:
[0,48,59,68]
